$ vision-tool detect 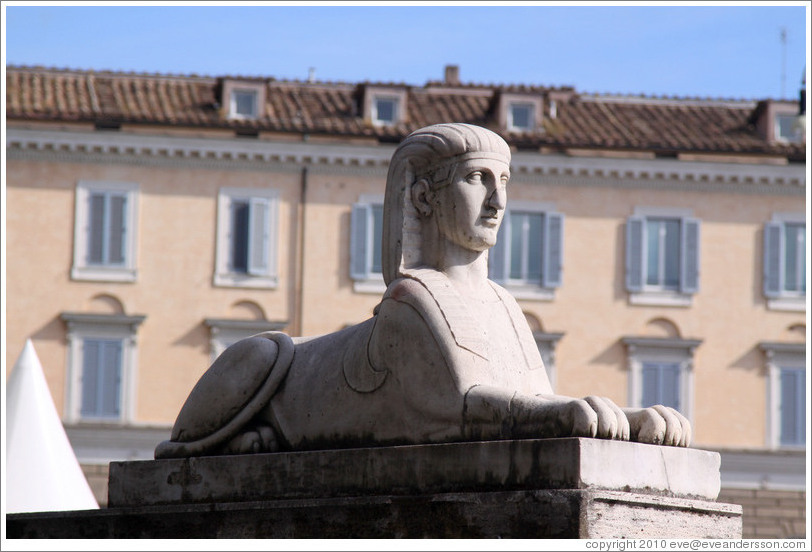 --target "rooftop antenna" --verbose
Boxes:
[780,27,787,99]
